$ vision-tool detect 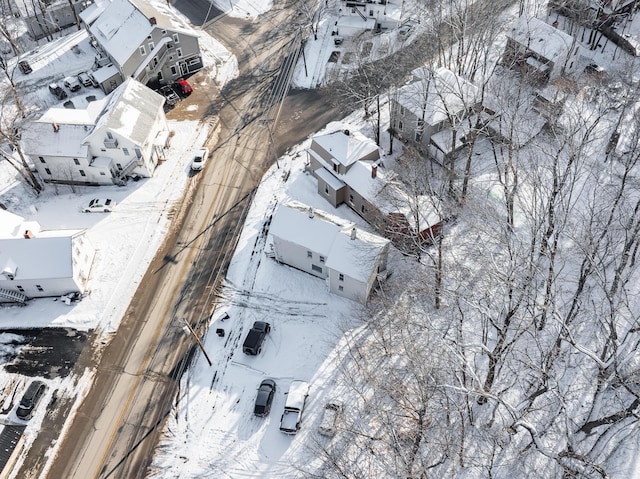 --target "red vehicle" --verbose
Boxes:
[176,78,193,95]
